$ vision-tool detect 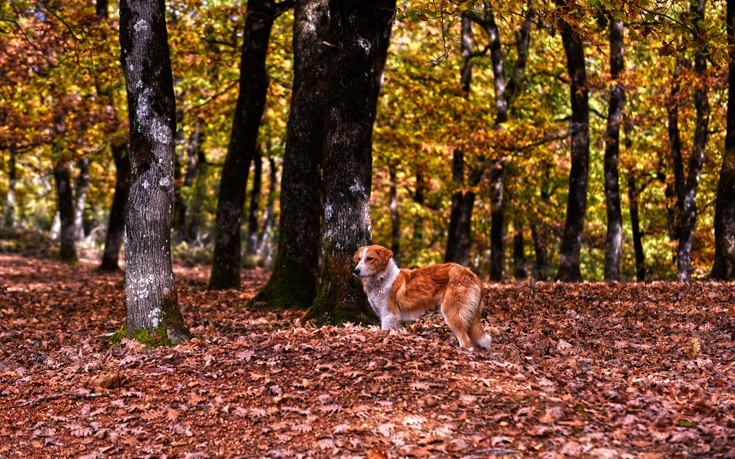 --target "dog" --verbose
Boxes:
[353,245,491,350]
